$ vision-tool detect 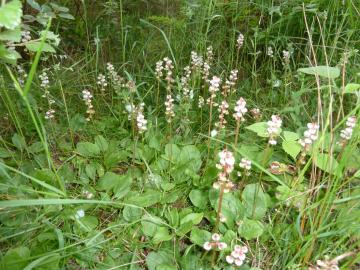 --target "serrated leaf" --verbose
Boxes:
[39,30,61,46]
[282,140,301,160]
[0,45,21,64]
[26,0,41,10]
[50,3,69,12]
[0,0,22,30]
[25,42,56,53]
[298,66,340,79]
[0,28,21,42]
